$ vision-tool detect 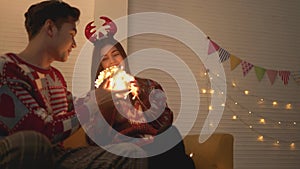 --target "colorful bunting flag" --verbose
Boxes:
[254,66,266,81]
[208,39,220,55]
[218,48,230,62]
[230,55,241,71]
[206,37,300,86]
[279,71,291,85]
[266,70,278,85]
[241,61,253,76]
